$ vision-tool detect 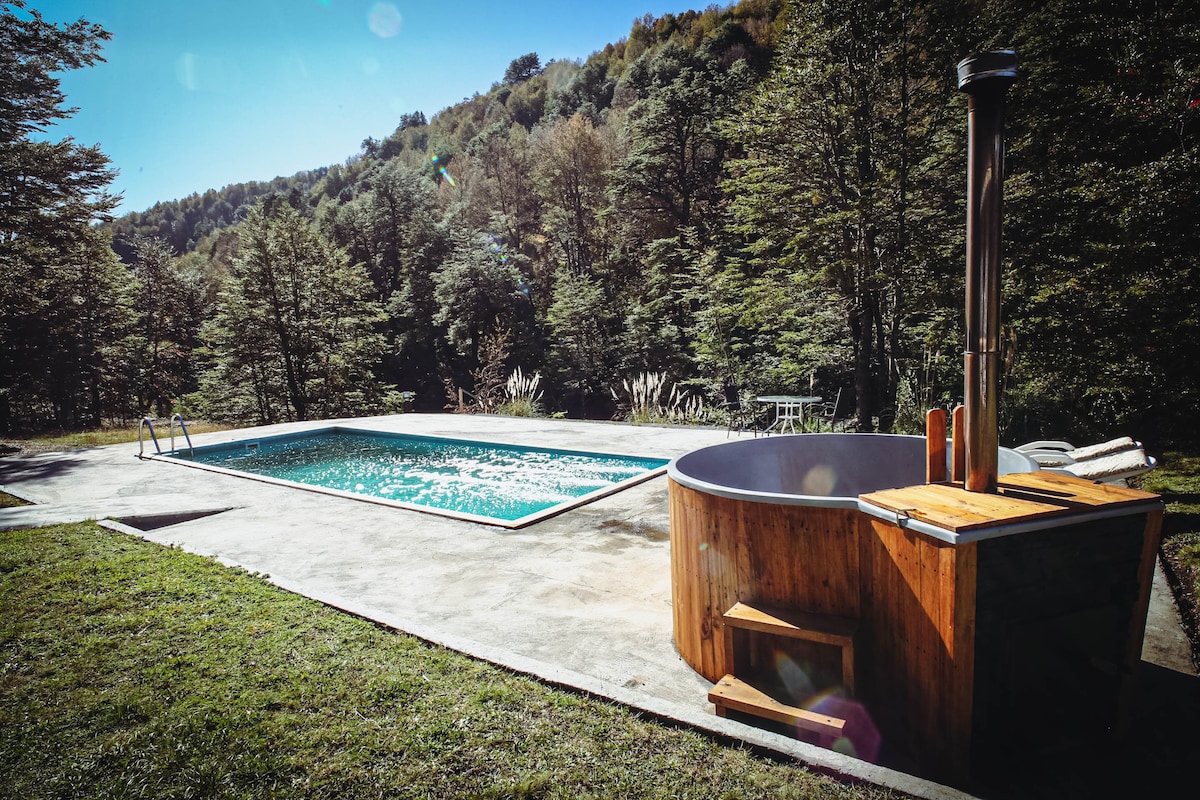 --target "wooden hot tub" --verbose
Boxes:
[666,433,1164,782]
[666,433,1036,682]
